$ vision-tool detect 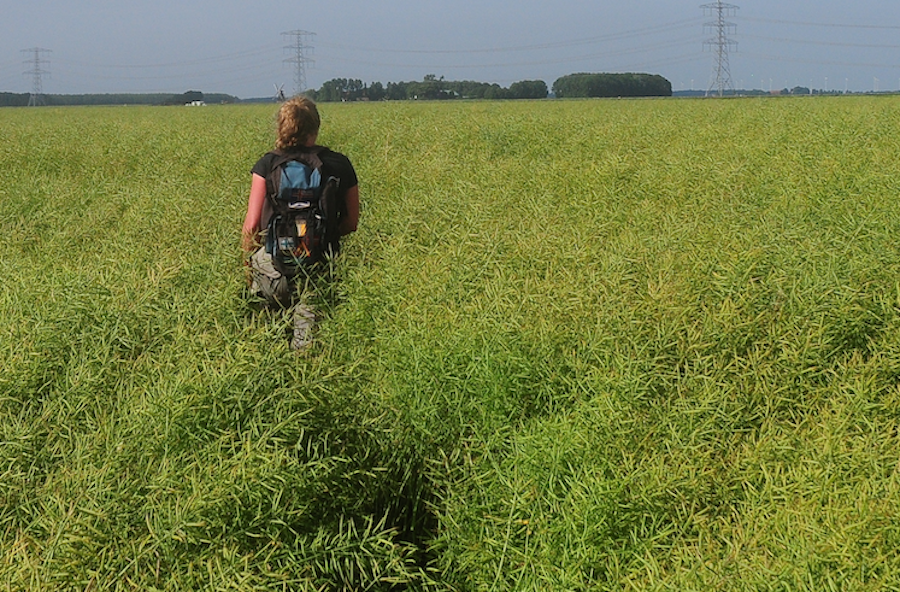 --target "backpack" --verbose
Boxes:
[264,149,339,278]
